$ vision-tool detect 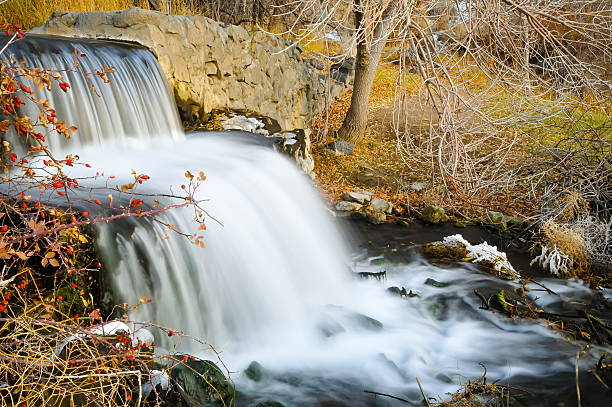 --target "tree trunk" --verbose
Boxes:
[337,1,400,143]
[336,41,385,142]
